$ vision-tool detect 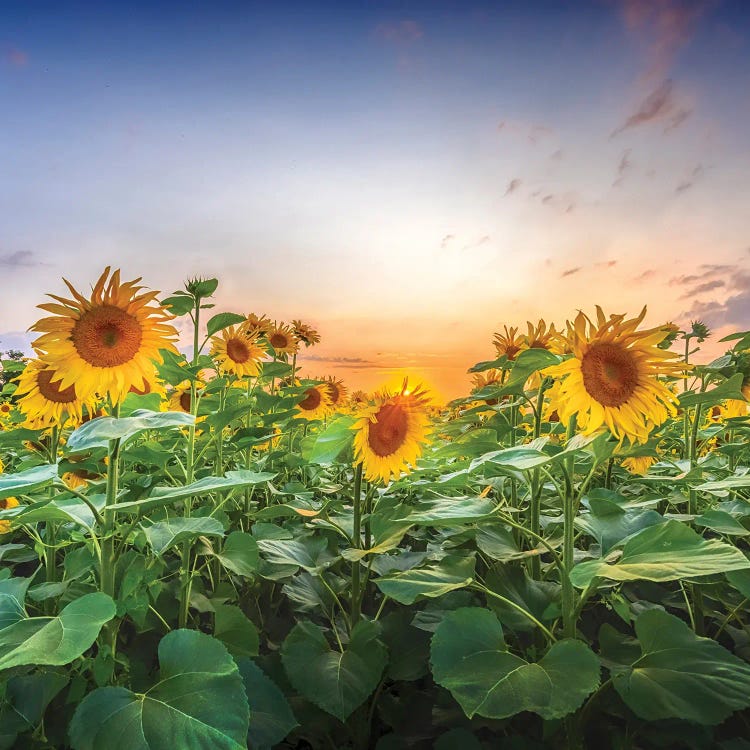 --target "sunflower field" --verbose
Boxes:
[2,268,750,749]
